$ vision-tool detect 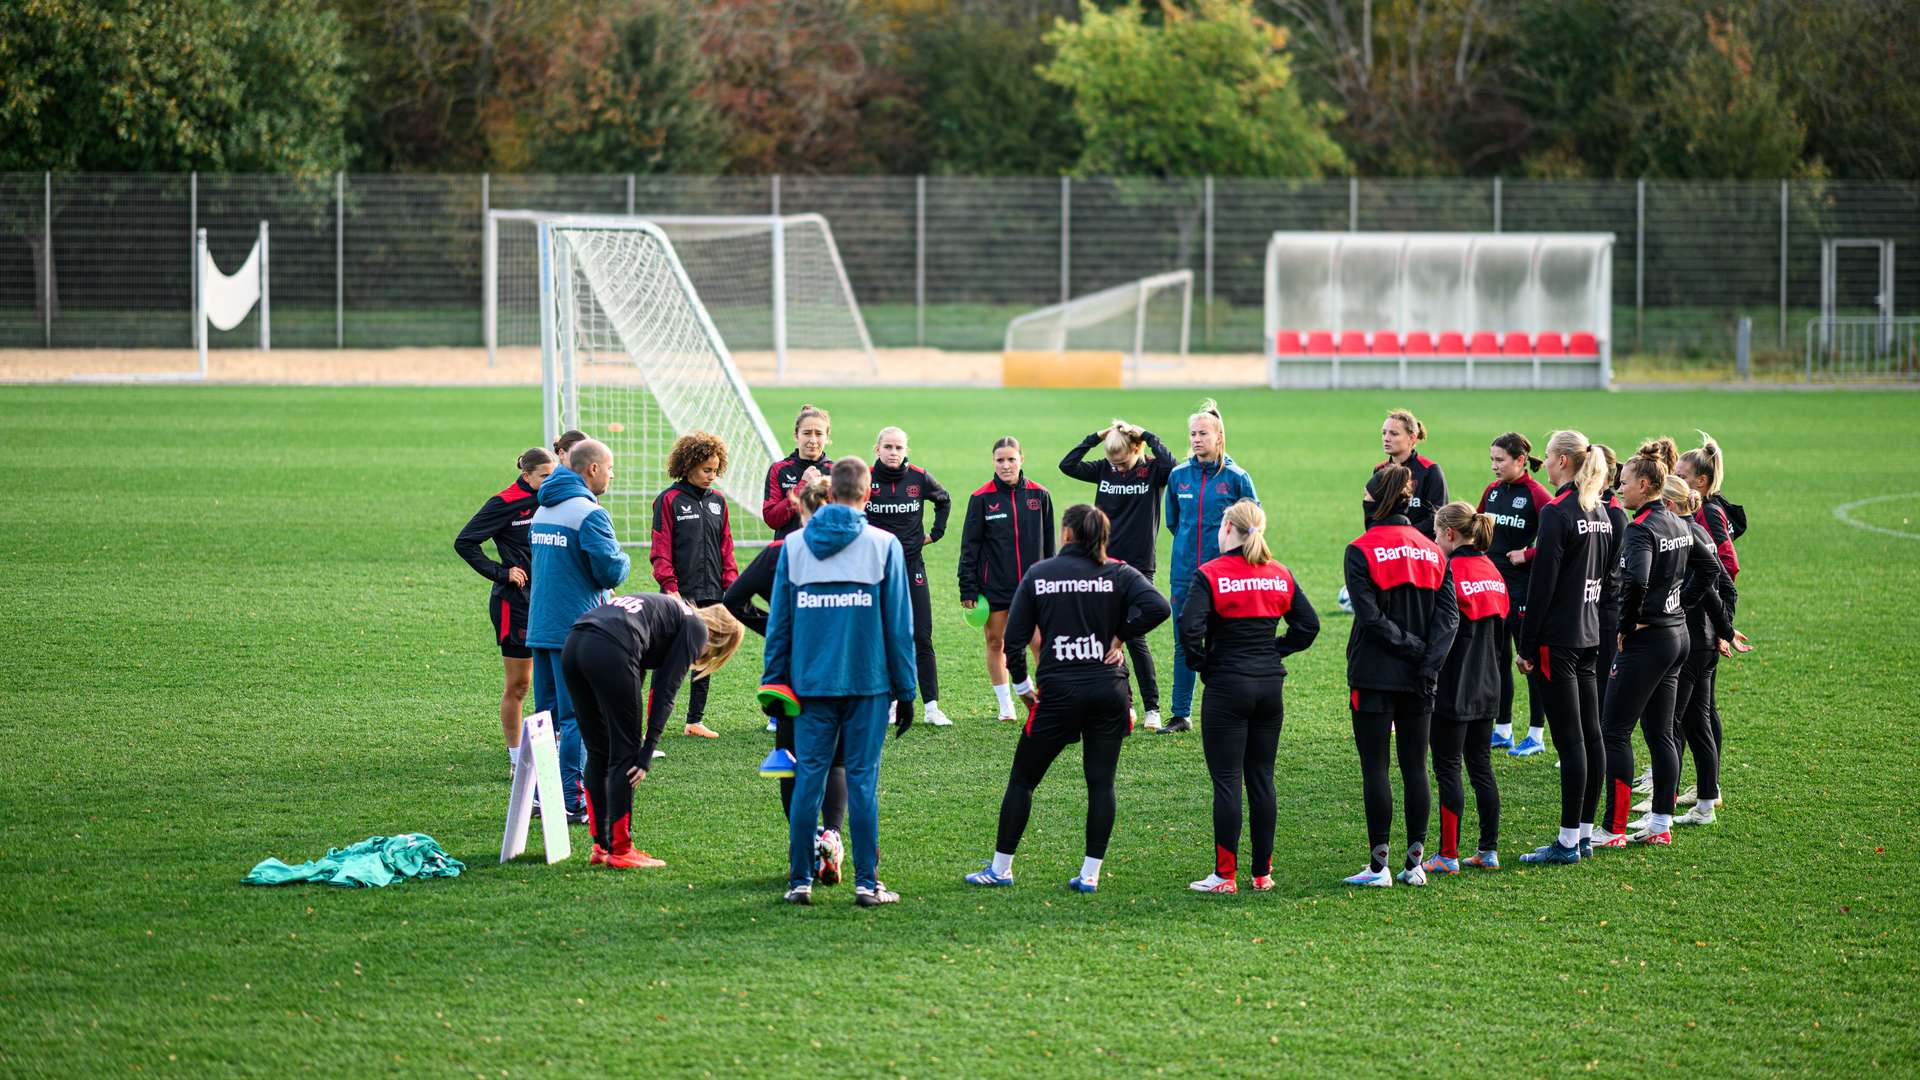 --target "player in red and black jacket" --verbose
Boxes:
[762,404,835,539]
[1060,420,1176,725]
[1479,432,1553,753]
[1665,481,1736,829]
[1177,499,1317,894]
[1342,465,1459,888]
[964,505,1170,893]
[562,593,743,868]
[1424,502,1509,874]
[1592,445,1632,719]
[455,447,556,767]
[957,437,1056,720]
[1365,409,1448,538]
[1514,431,1618,866]
[1679,434,1747,785]
[869,426,954,724]
[650,433,739,739]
